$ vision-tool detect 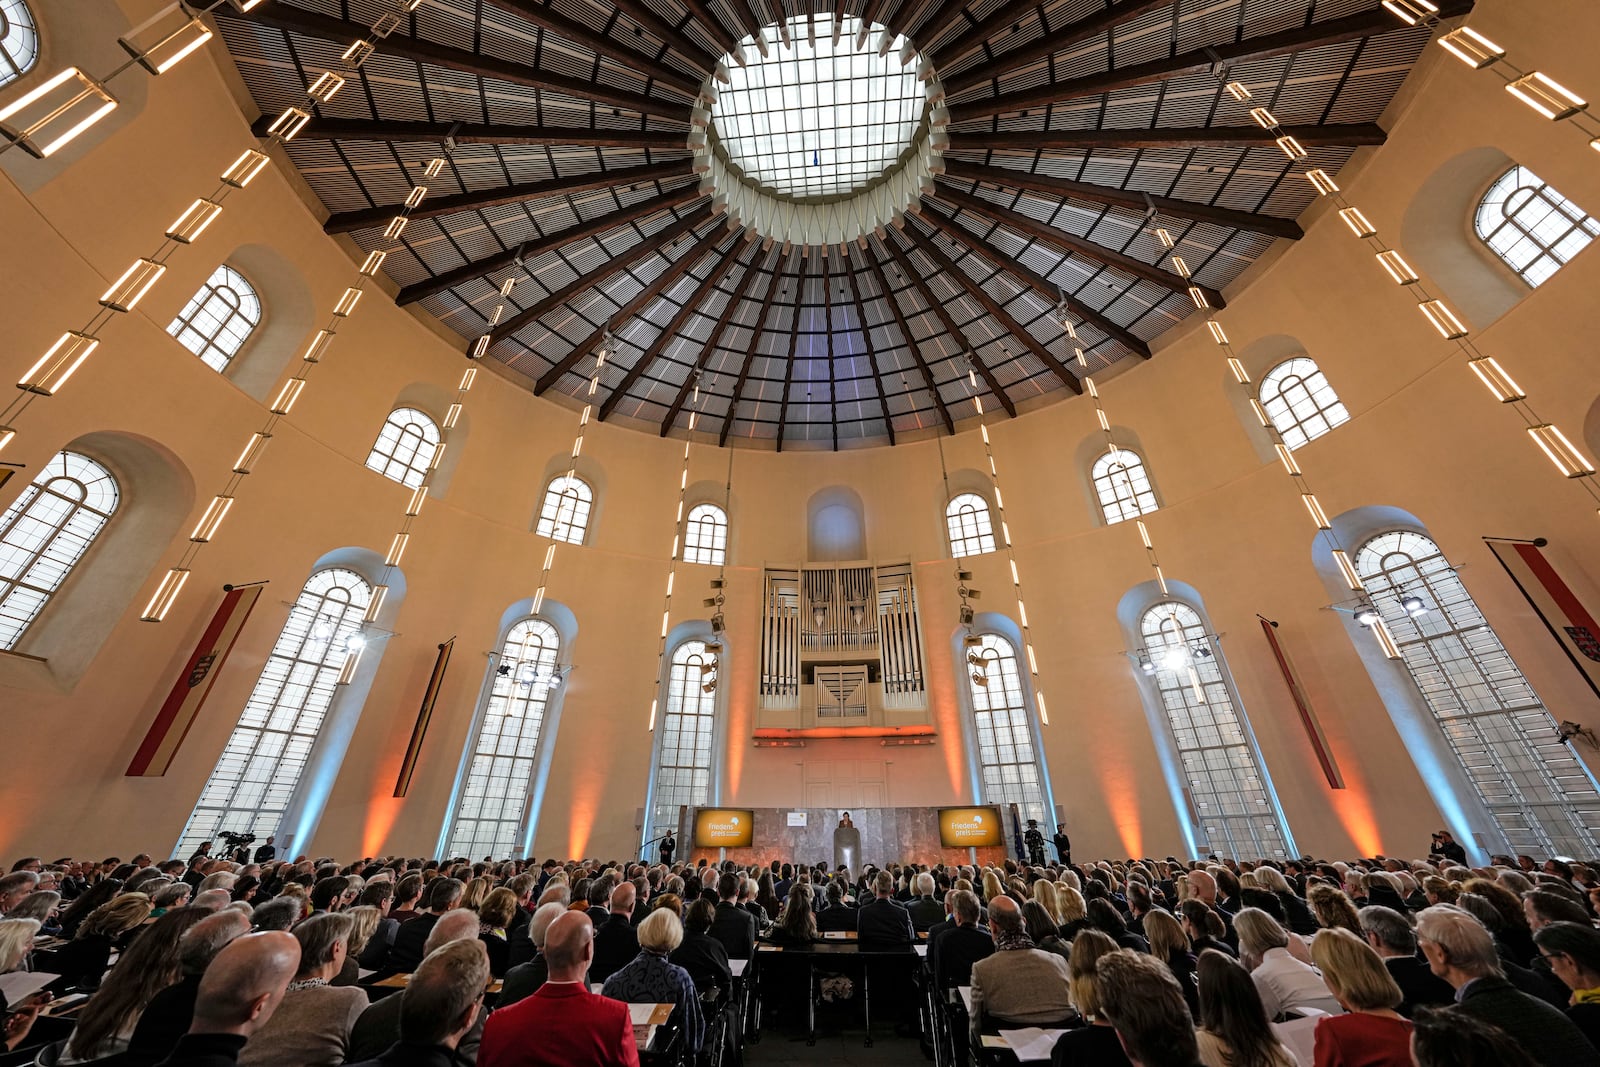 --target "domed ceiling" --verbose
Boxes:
[217,0,1465,448]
